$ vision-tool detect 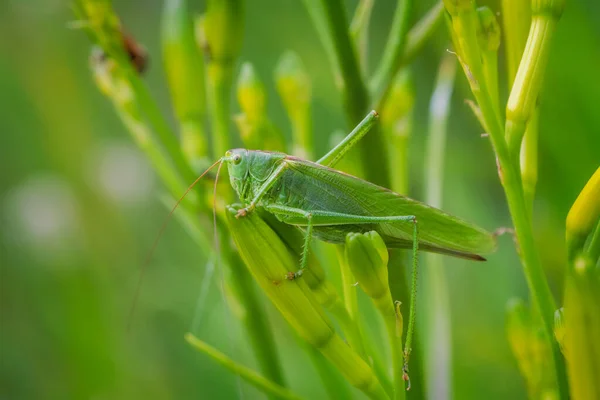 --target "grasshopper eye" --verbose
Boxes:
[233,154,242,165]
